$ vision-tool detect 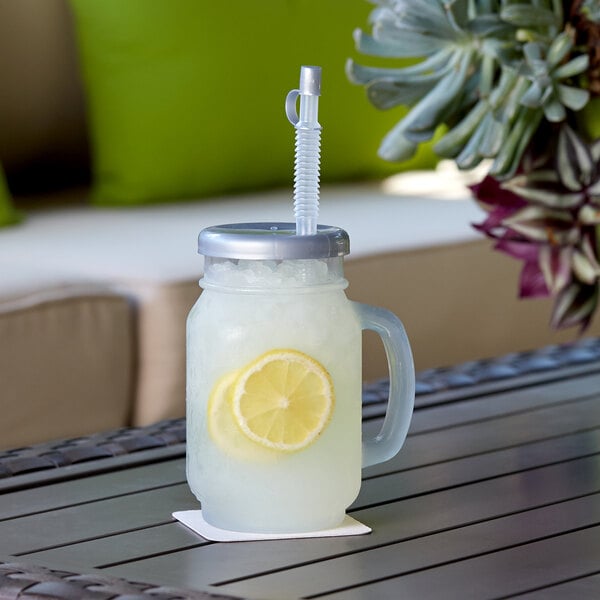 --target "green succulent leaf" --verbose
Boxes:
[467,14,514,36]
[544,97,567,122]
[480,37,521,64]
[523,42,544,65]
[385,0,457,37]
[350,47,455,82]
[403,126,438,143]
[447,0,470,27]
[433,100,487,157]
[553,54,590,79]
[395,50,474,135]
[479,52,496,97]
[365,78,439,109]
[377,121,418,162]
[490,108,543,179]
[520,81,544,108]
[479,114,505,157]
[556,85,590,111]
[500,5,560,29]
[488,66,520,109]
[496,76,531,123]
[355,28,446,57]
[371,11,457,53]
[455,113,489,168]
[546,32,574,67]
